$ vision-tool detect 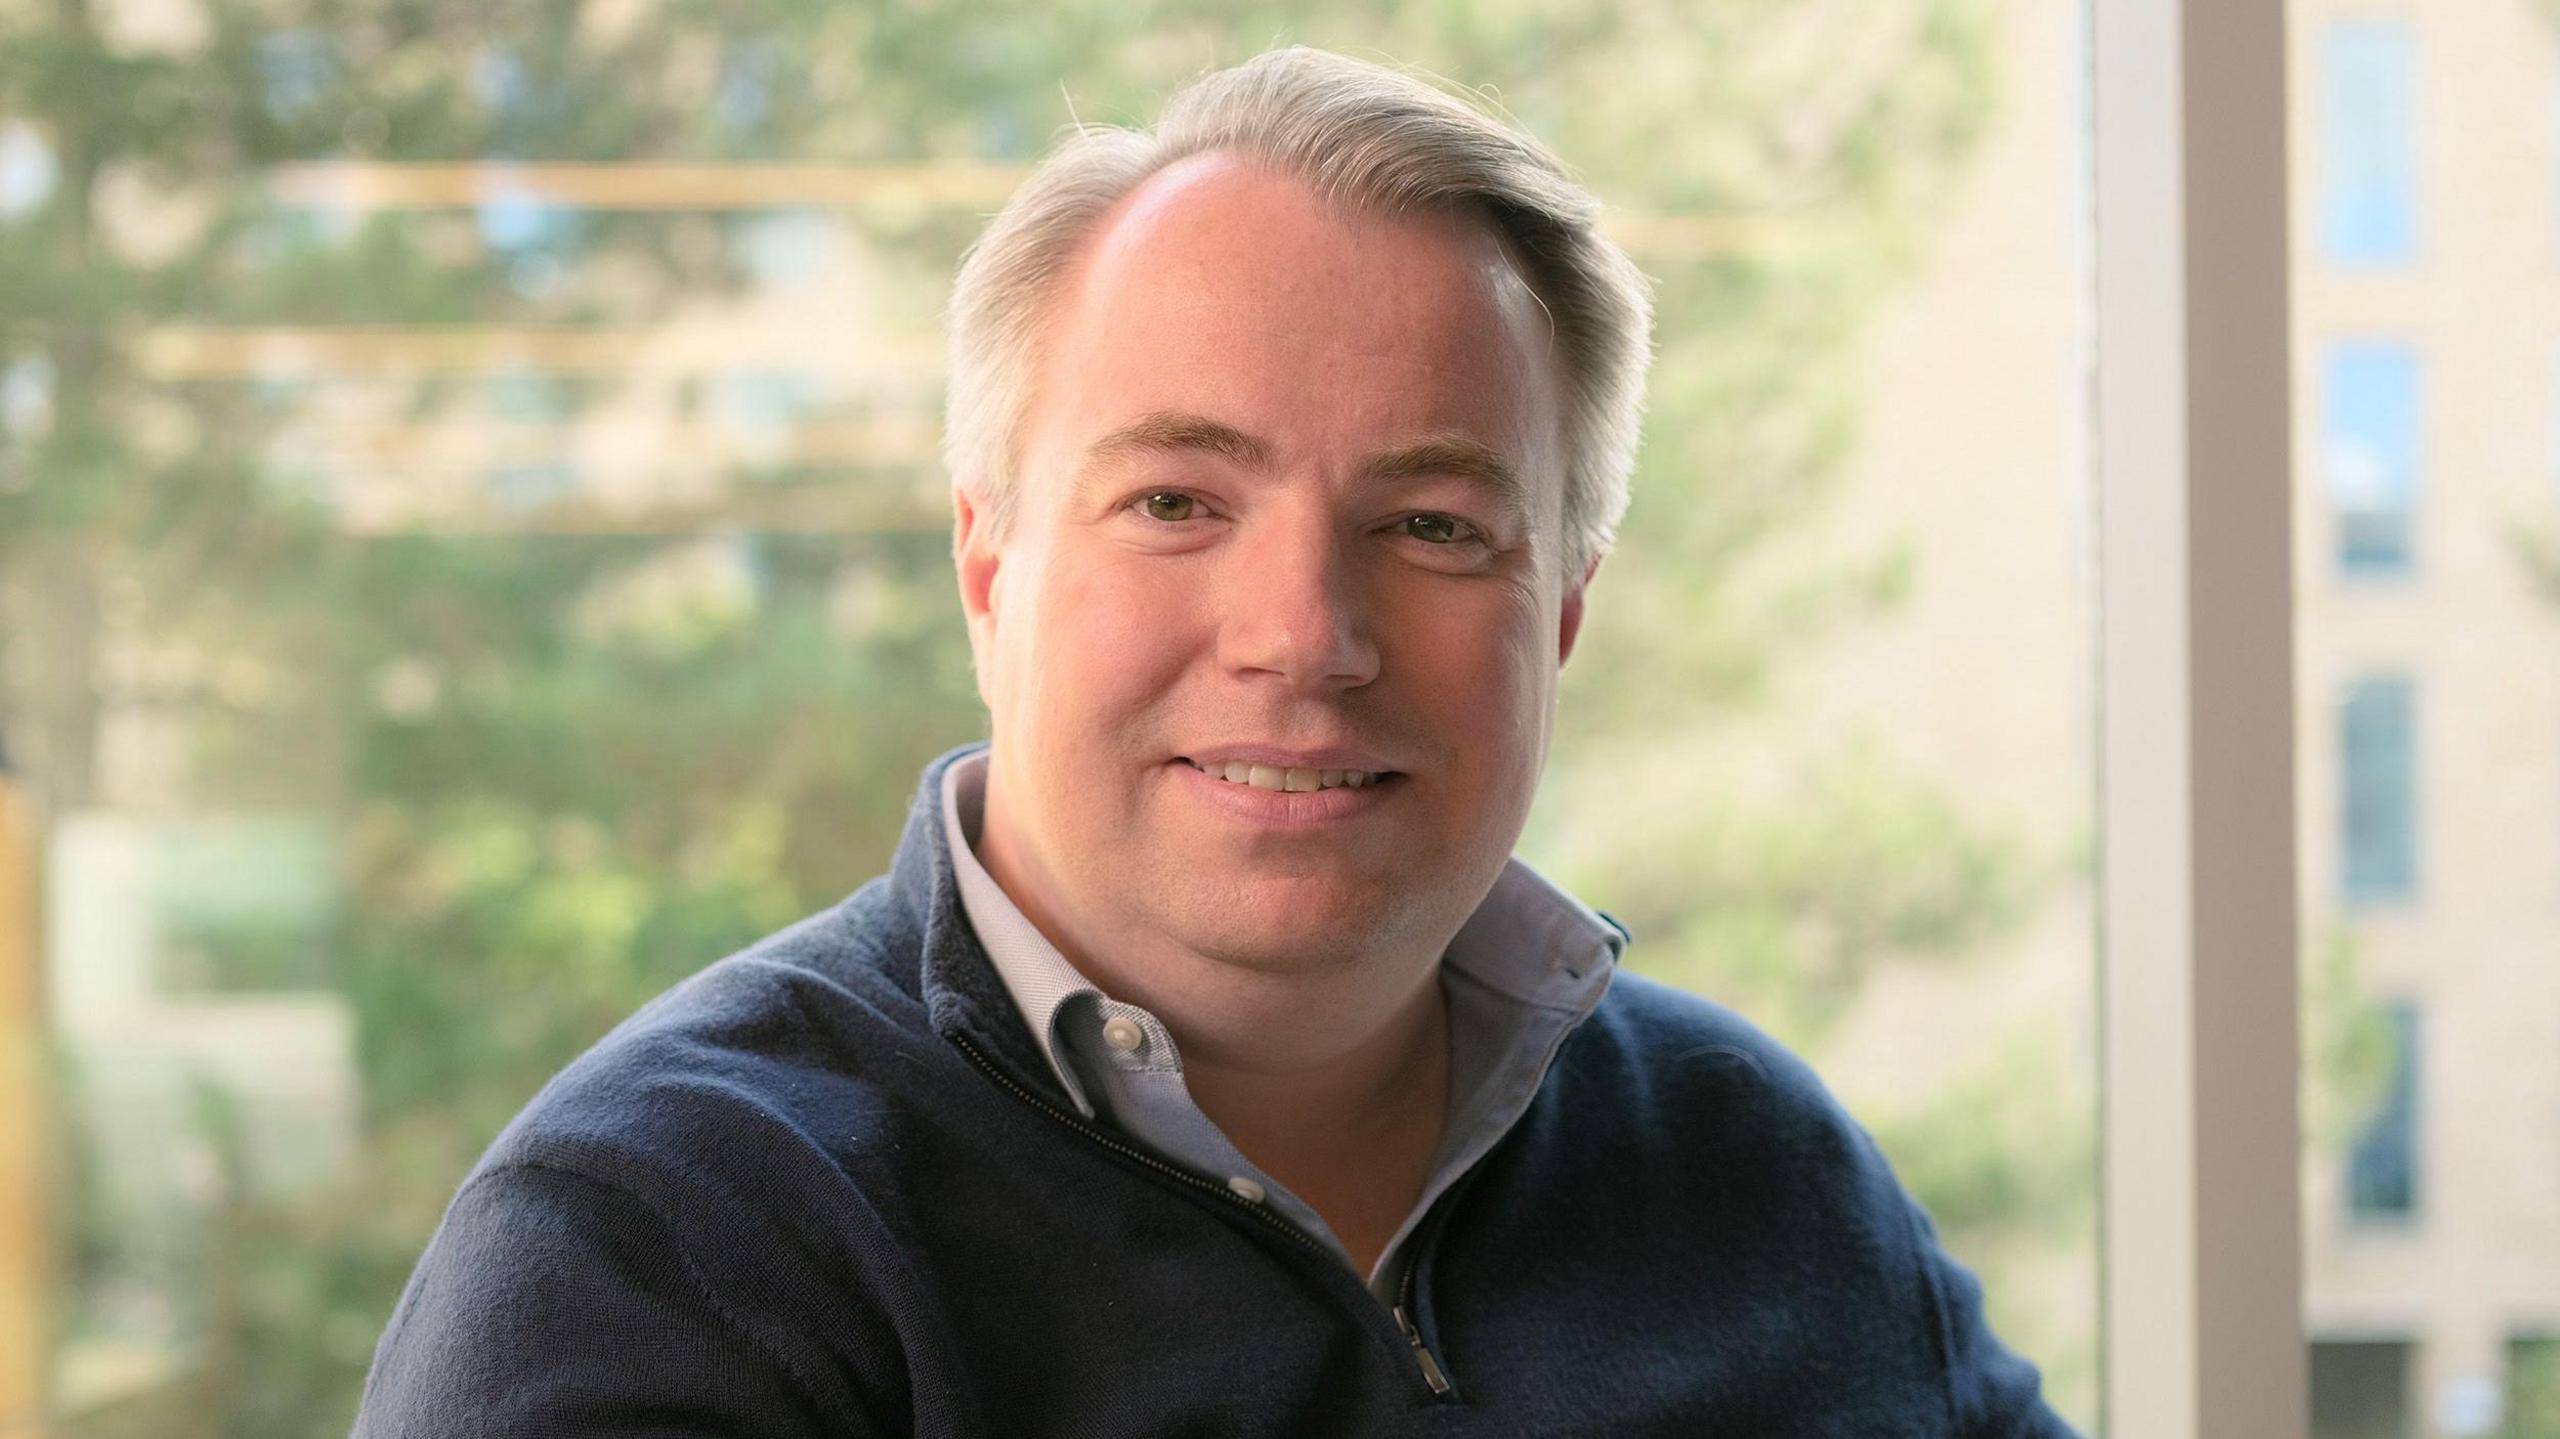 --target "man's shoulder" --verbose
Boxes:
[357,880,947,1435]
[1576,968,1834,1102]
[1560,969,1891,1183]
[466,875,941,1200]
